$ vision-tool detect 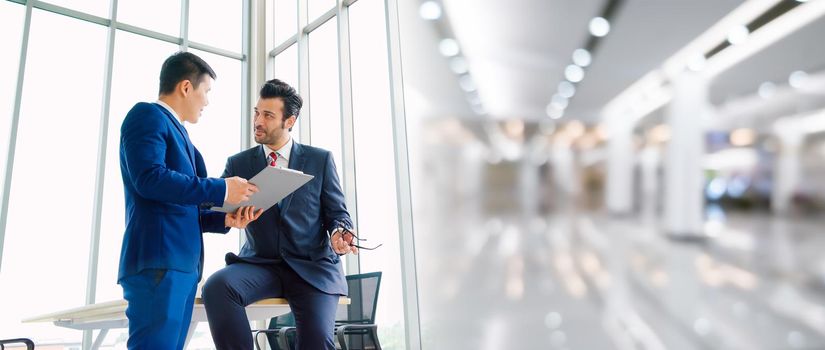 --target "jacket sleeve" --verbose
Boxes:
[121,105,226,207]
[320,151,353,233]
